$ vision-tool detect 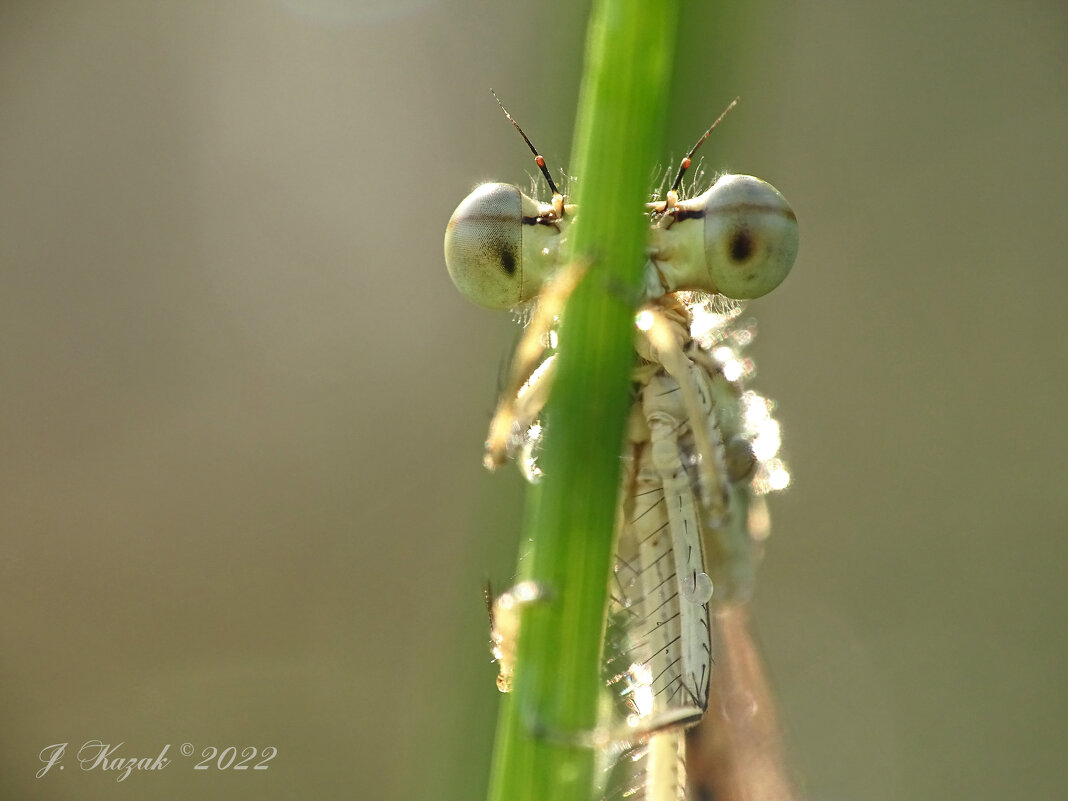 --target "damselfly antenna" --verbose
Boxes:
[491,90,562,200]
[668,97,739,195]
